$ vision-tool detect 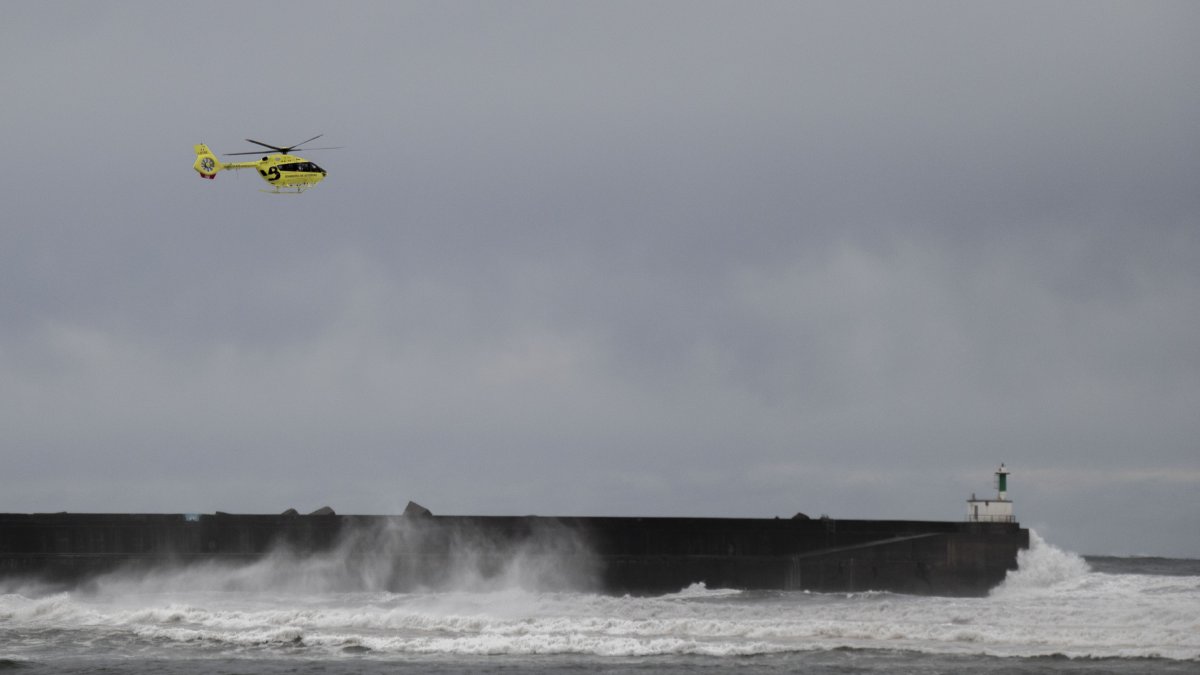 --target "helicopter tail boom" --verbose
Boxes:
[193,144,224,179]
